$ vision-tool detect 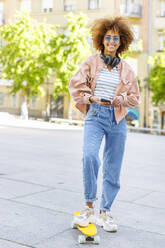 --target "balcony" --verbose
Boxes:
[64,5,76,11]
[41,8,53,13]
[120,4,142,18]
[155,16,165,30]
[88,0,100,10]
